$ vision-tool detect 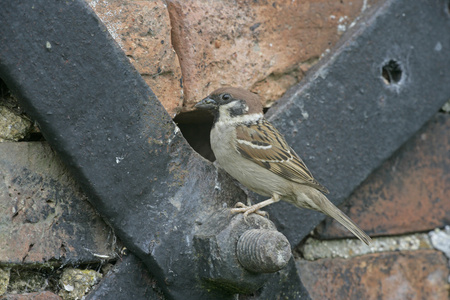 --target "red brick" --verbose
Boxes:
[167,0,379,109]
[88,1,382,114]
[0,291,61,300]
[297,250,449,300]
[317,113,450,238]
[0,142,118,264]
[88,0,183,116]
